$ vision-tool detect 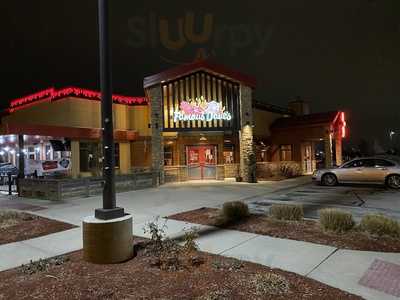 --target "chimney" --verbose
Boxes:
[288,96,310,116]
